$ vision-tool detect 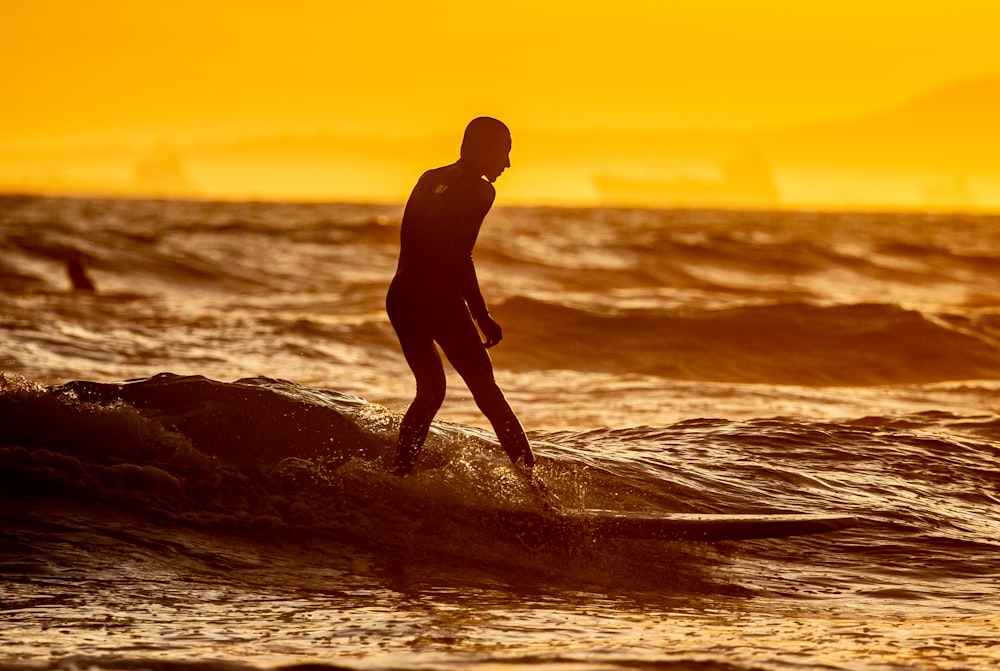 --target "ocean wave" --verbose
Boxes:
[493,297,1000,385]
[1,372,734,595]
[2,371,999,661]
[6,196,999,302]
[0,196,401,295]
[3,373,997,556]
